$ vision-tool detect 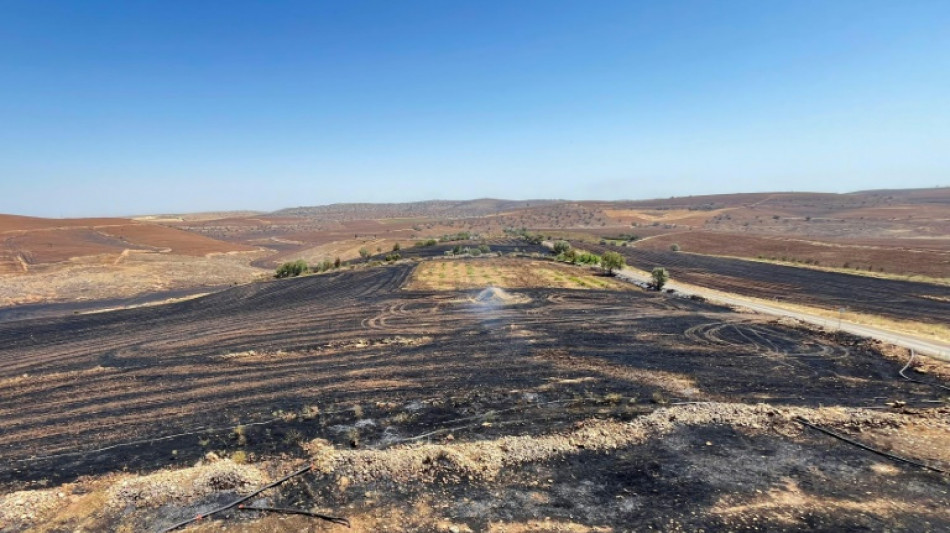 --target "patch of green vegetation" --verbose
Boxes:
[275,259,308,278]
